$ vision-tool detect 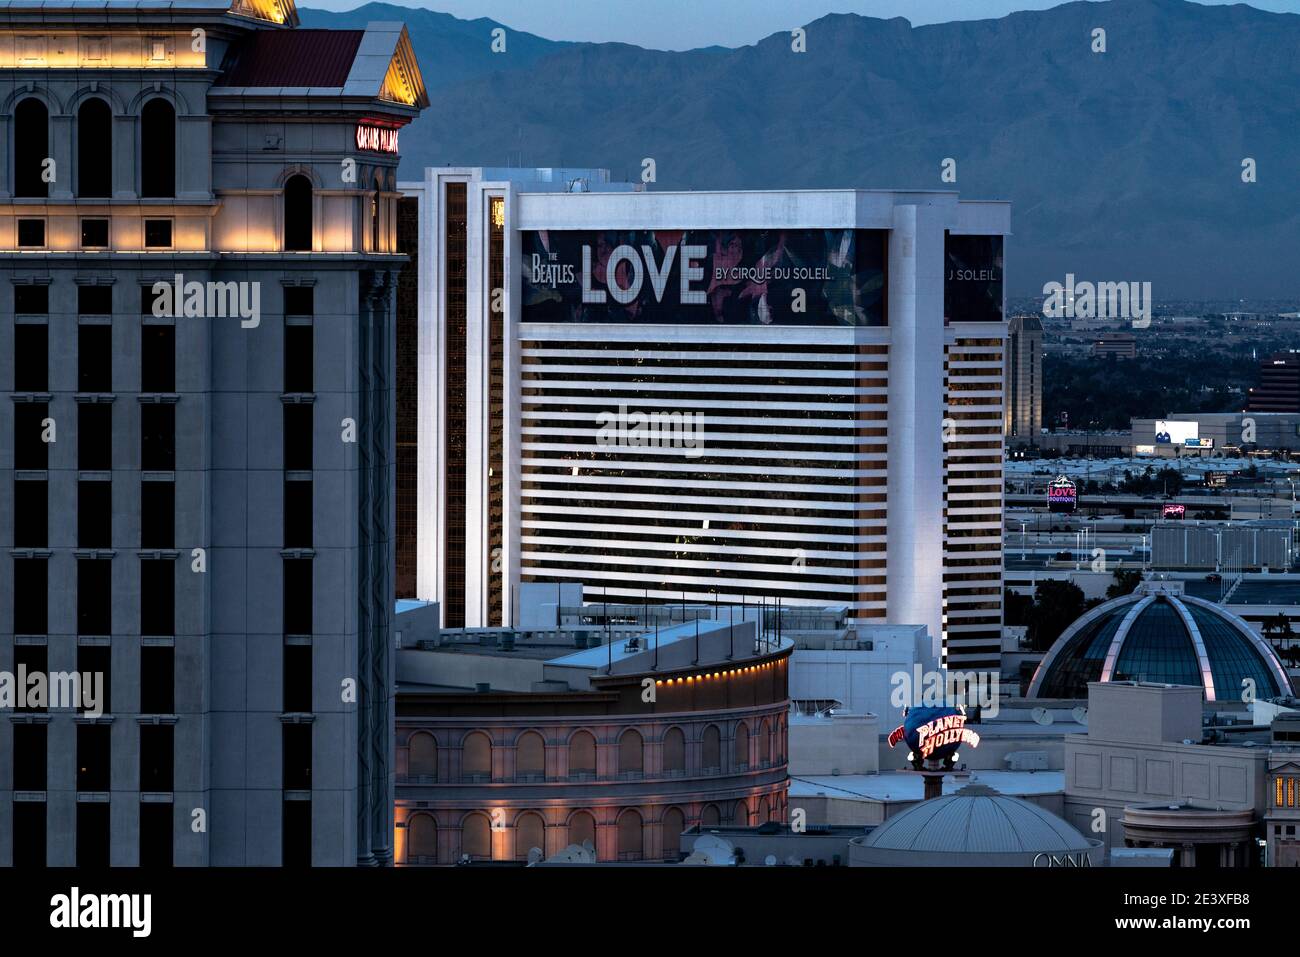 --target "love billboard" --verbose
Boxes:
[520,228,887,326]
